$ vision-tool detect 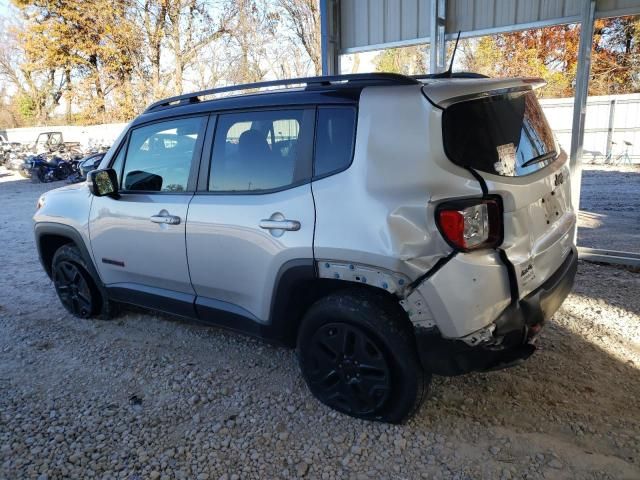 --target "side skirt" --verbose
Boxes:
[105,258,317,346]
